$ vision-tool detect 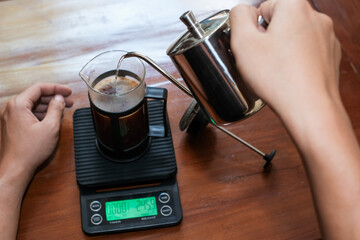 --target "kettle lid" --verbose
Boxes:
[166,10,229,56]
